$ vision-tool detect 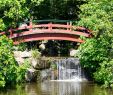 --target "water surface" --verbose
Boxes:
[0,81,113,95]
